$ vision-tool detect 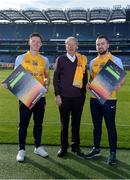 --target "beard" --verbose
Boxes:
[98,50,108,55]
